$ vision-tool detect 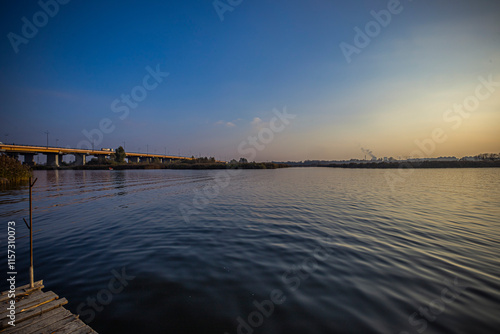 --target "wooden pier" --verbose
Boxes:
[0,280,98,334]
